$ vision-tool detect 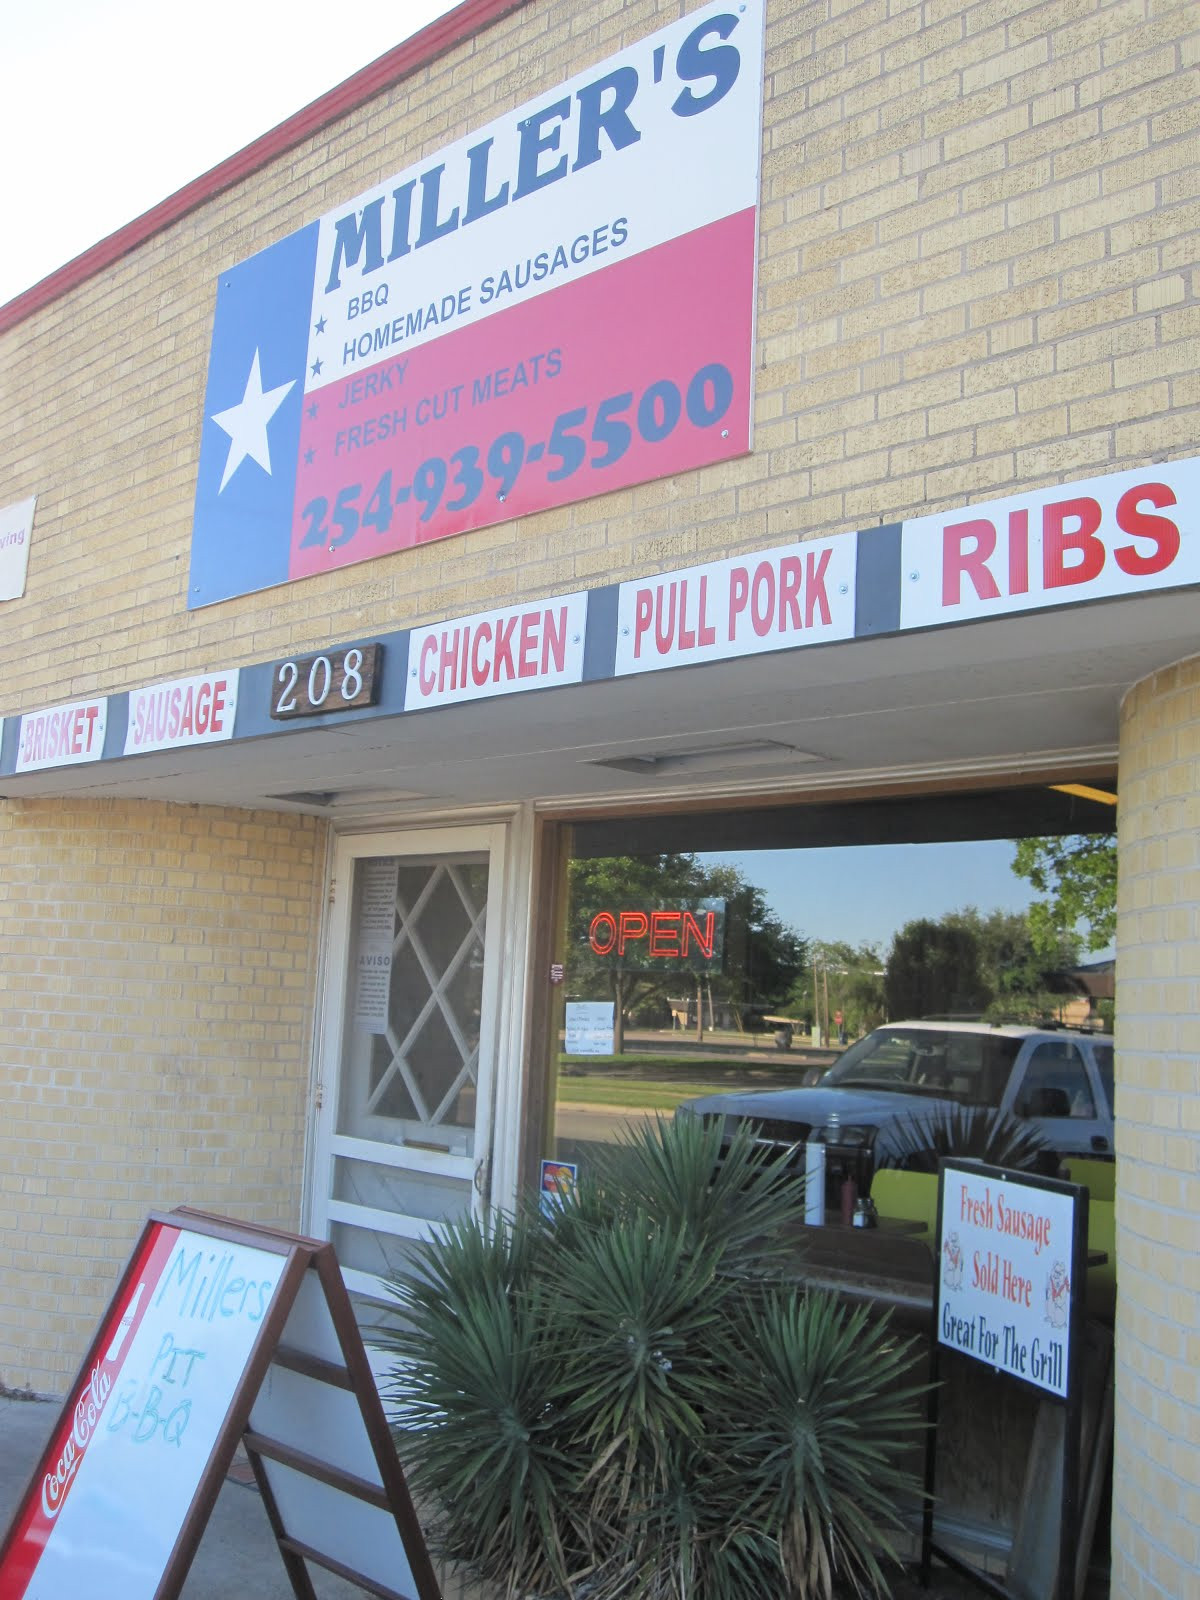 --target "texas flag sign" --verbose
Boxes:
[188,4,764,608]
